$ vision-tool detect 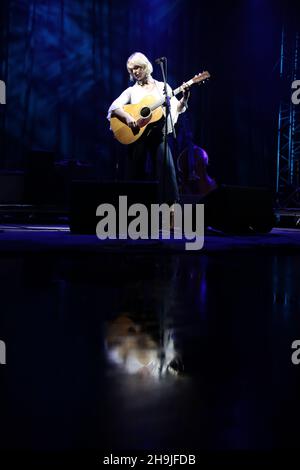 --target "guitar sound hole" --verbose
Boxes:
[140,107,151,118]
